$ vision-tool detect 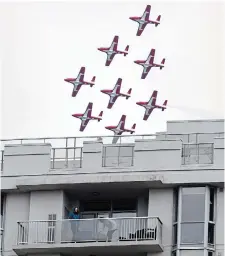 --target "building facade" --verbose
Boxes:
[0,119,224,256]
